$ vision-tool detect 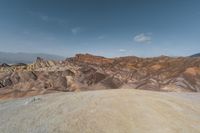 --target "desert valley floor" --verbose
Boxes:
[0,89,200,133]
